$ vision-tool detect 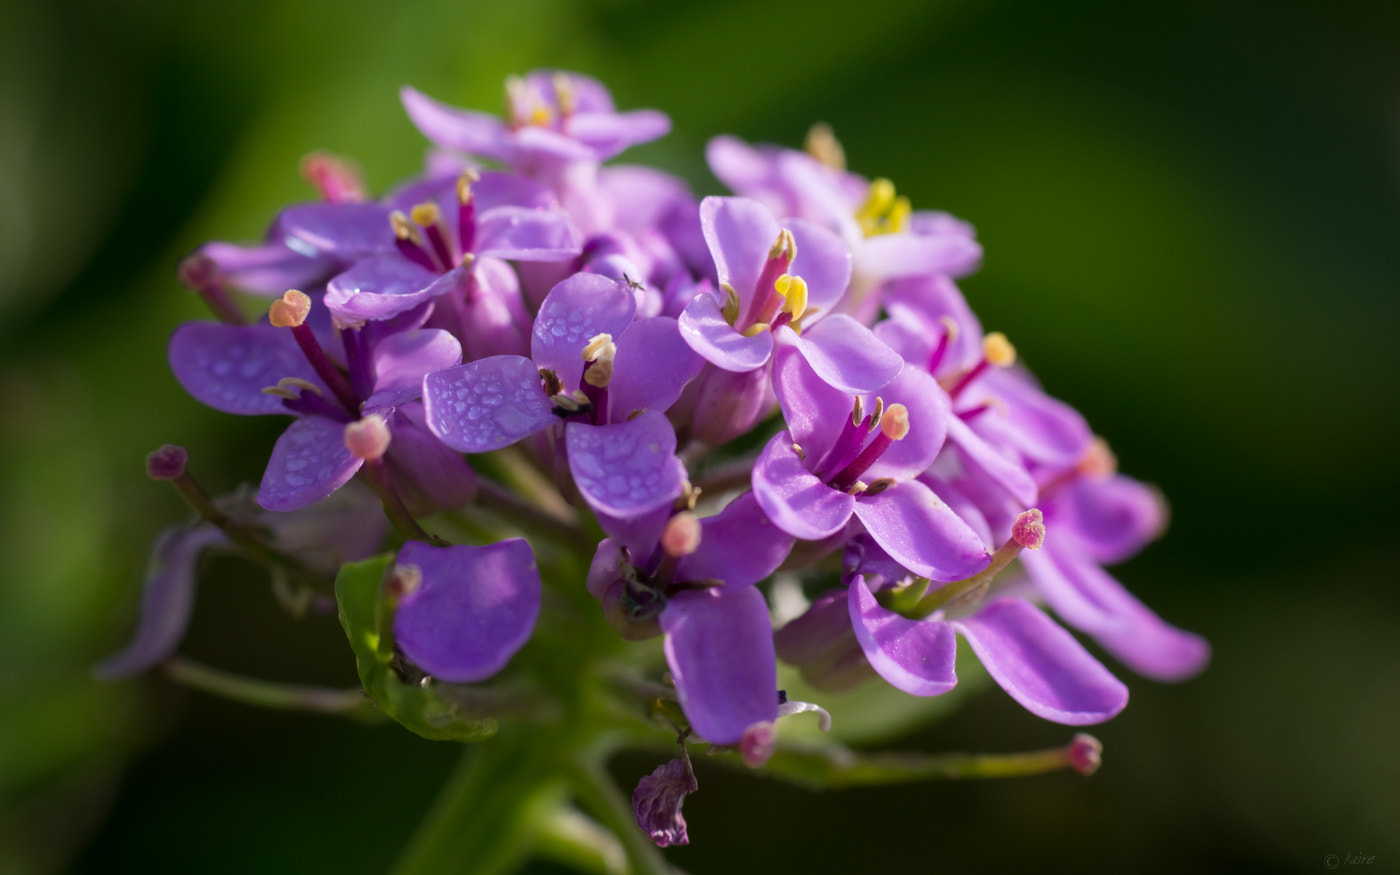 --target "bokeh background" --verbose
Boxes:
[2,0,1398,872]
